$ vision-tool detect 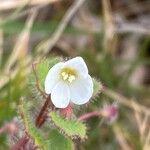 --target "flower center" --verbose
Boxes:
[60,67,77,83]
